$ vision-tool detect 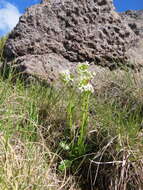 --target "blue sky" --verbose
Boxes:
[6,0,40,13]
[0,0,143,37]
[114,0,143,12]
